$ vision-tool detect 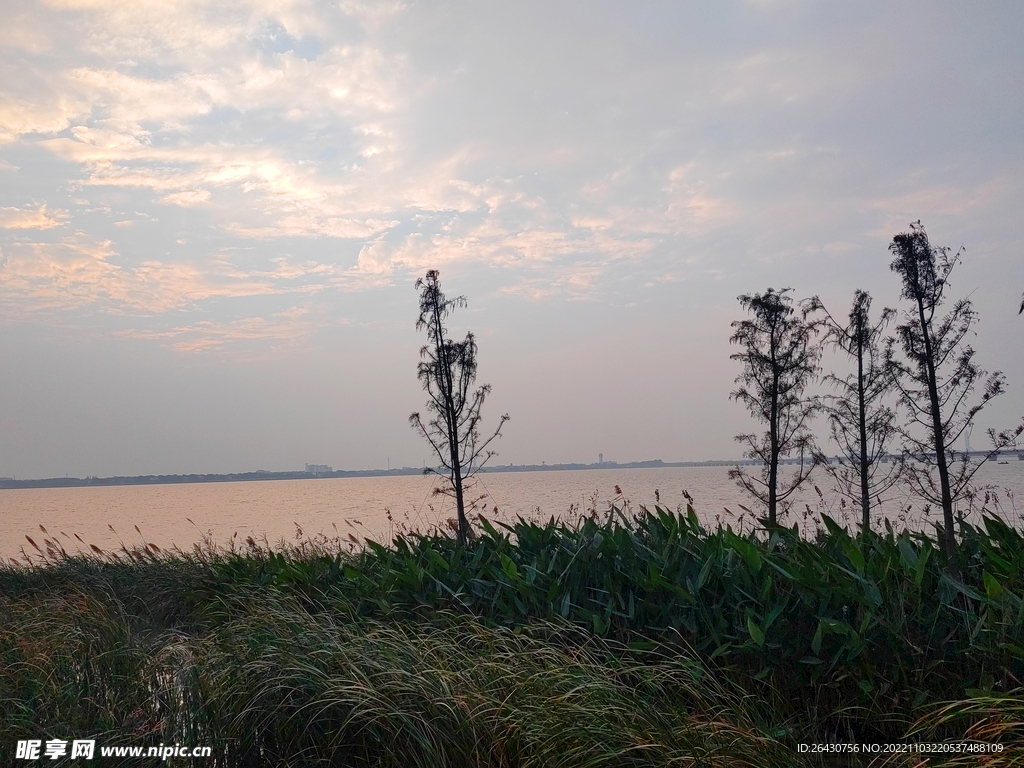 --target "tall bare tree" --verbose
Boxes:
[410,270,509,547]
[804,290,901,534]
[729,287,822,526]
[887,222,1023,556]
